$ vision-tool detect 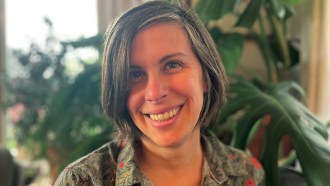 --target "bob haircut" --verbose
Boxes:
[101,0,228,142]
